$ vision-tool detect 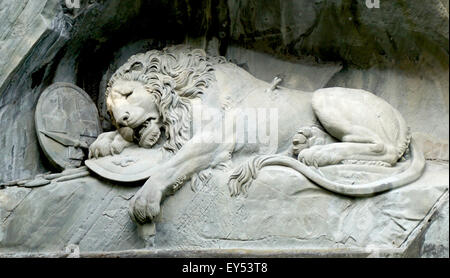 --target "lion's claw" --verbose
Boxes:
[129,186,163,224]
[293,125,334,156]
[88,131,132,159]
[298,145,337,167]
